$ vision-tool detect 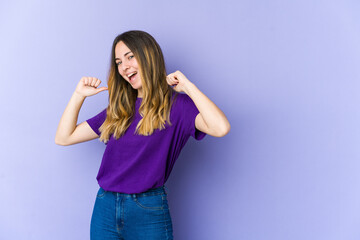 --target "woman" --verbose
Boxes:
[55,30,230,240]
